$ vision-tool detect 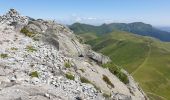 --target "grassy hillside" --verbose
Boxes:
[70,26,170,100]
[70,22,170,41]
